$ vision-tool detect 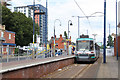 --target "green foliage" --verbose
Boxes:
[107,35,114,47]
[2,6,39,46]
[14,48,19,56]
[100,45,107,49]
[64,31,68,39]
